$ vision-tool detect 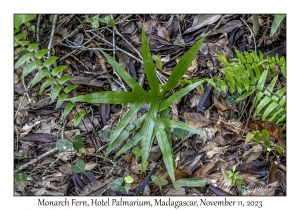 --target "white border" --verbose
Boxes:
[2,1,298,209]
